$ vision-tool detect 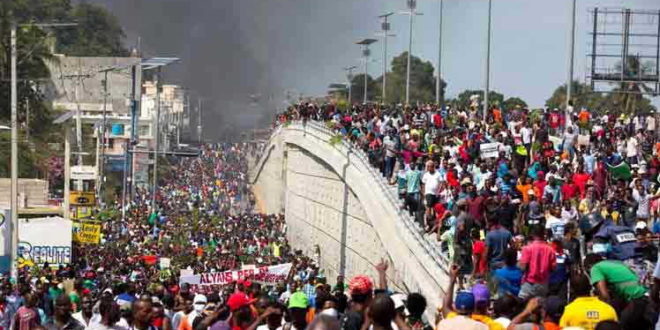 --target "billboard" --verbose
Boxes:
[0,209,10,273]
[18,217,72,267]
